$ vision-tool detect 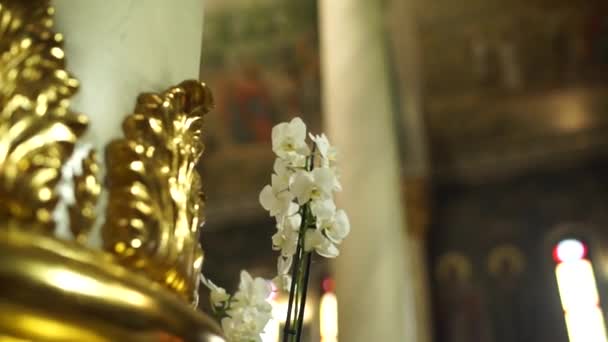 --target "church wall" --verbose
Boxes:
[429,159,608,342]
